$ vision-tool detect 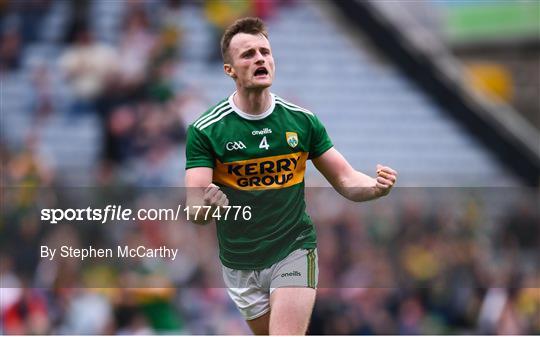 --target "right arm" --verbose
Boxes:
[185,167,228,225]
[312,147,397,202]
